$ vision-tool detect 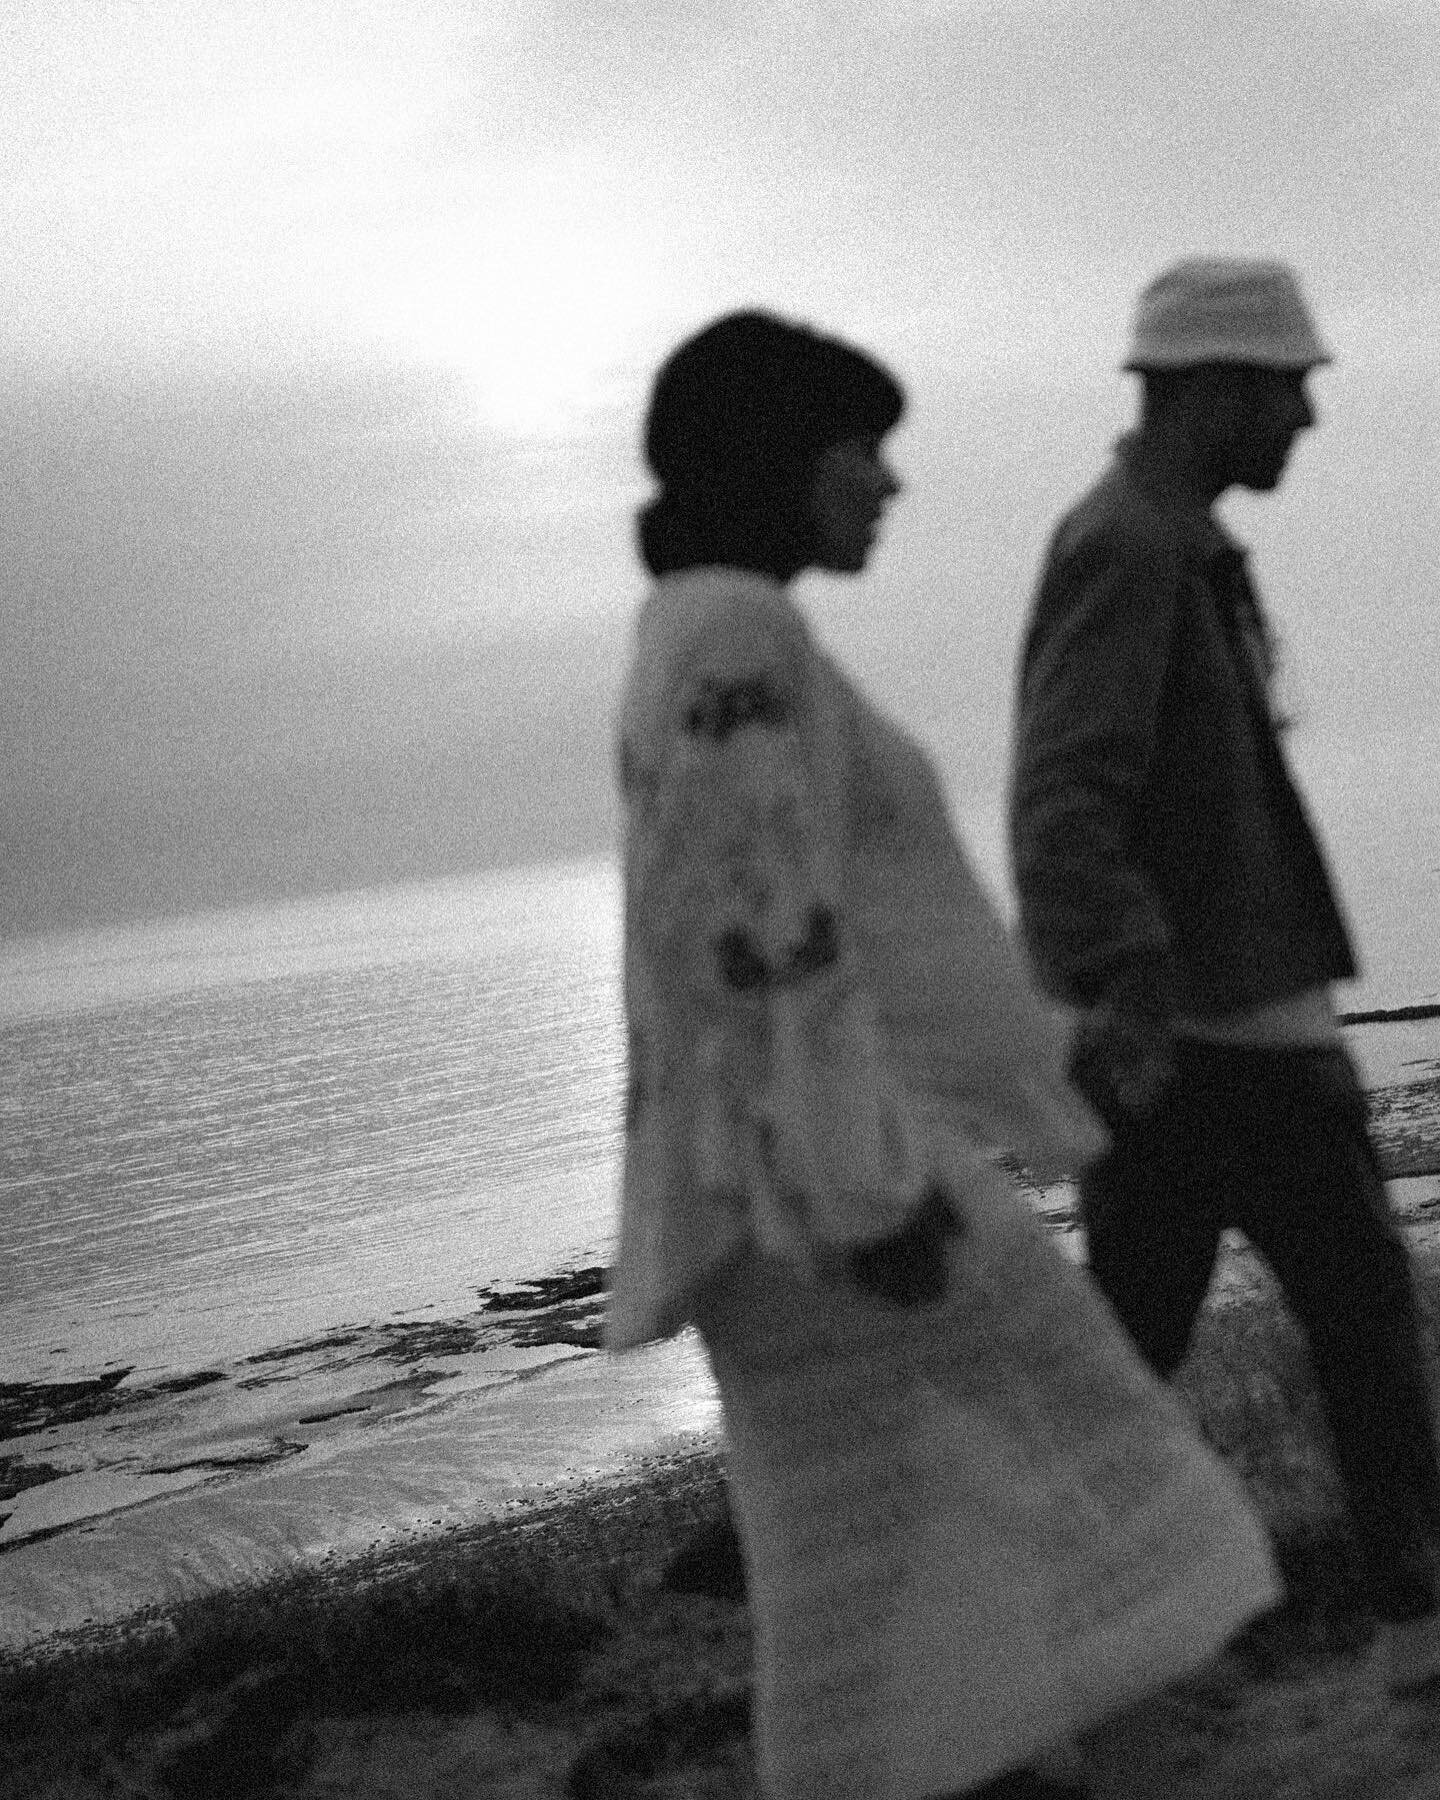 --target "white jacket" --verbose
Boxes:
[609,567,1105,1348]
